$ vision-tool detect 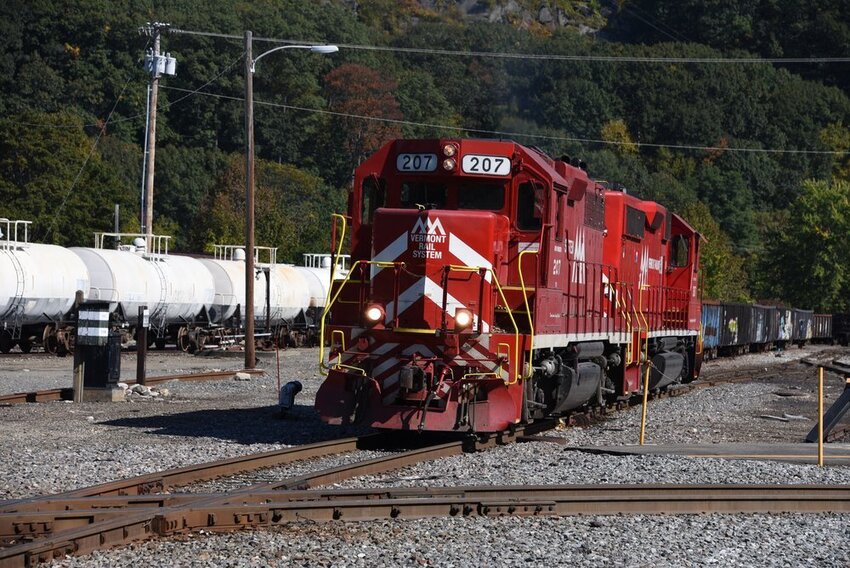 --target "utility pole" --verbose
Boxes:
[244,30,256,370]
[140,22,176,250]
